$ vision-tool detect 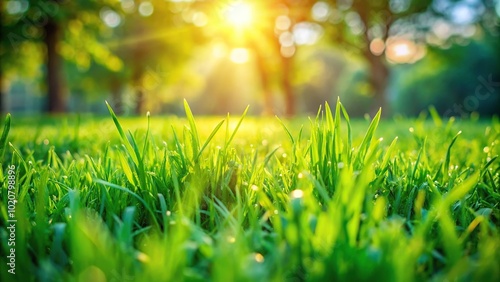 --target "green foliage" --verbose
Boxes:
[1,100,500,281]
[0,114,11,160]
[392,41,500,116]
